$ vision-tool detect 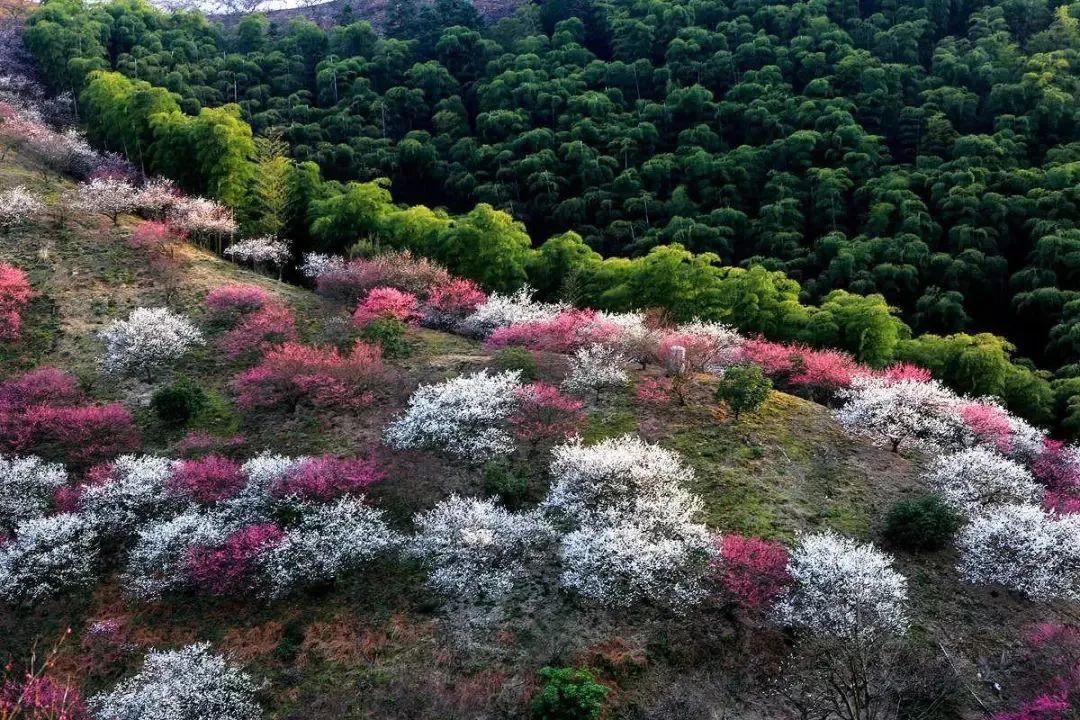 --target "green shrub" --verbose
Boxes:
[531,667,608,720]
[493,346,538,382]
[883,495,961,552]
[714,364,772,421]
[483,462,530,510]
[151,378,207,426]
[359,317,410,357]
